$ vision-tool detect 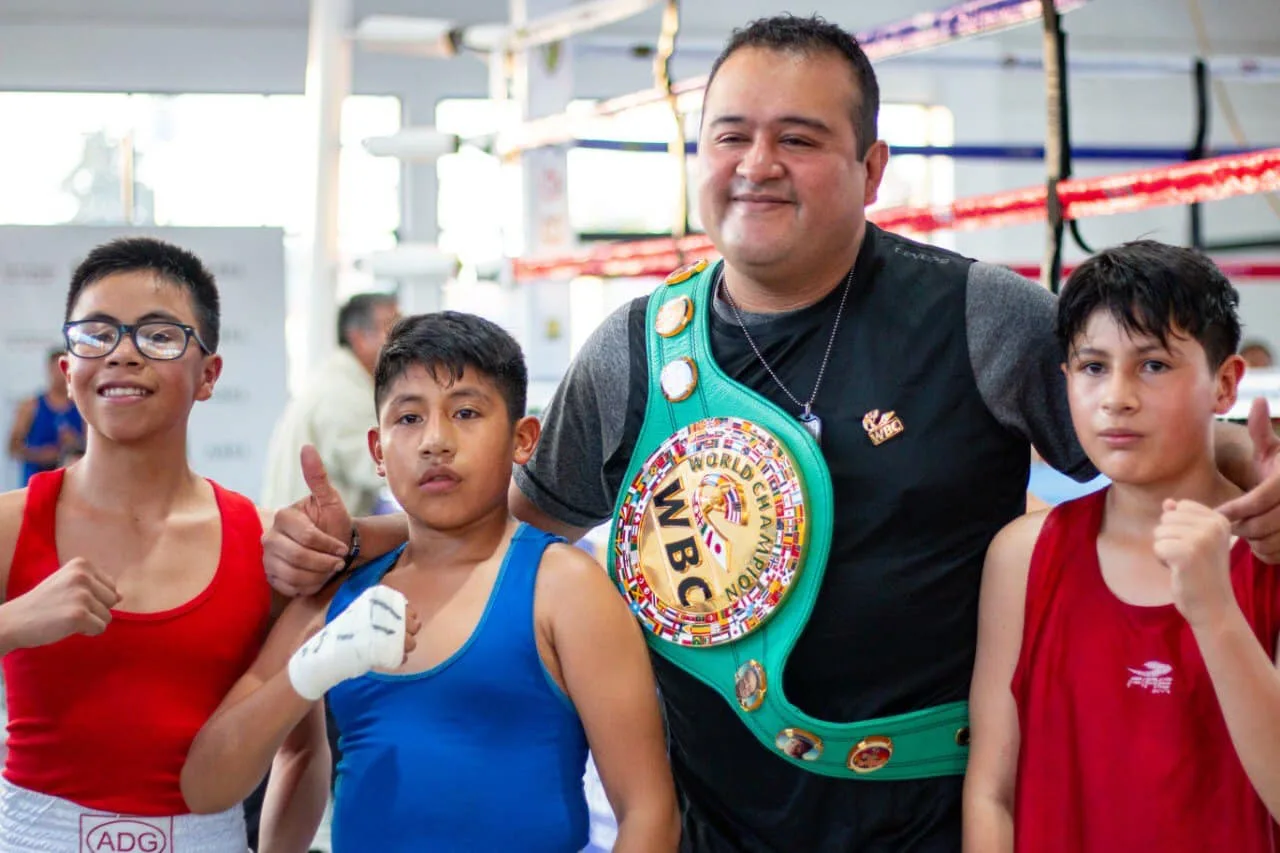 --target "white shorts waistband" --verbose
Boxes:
[0,776,247,853]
